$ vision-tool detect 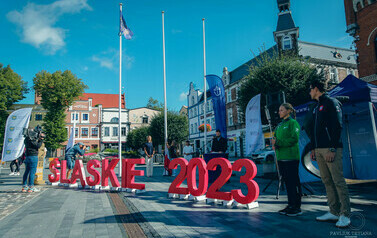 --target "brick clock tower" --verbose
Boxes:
[344,0,377,84]
[273,0,299,54]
